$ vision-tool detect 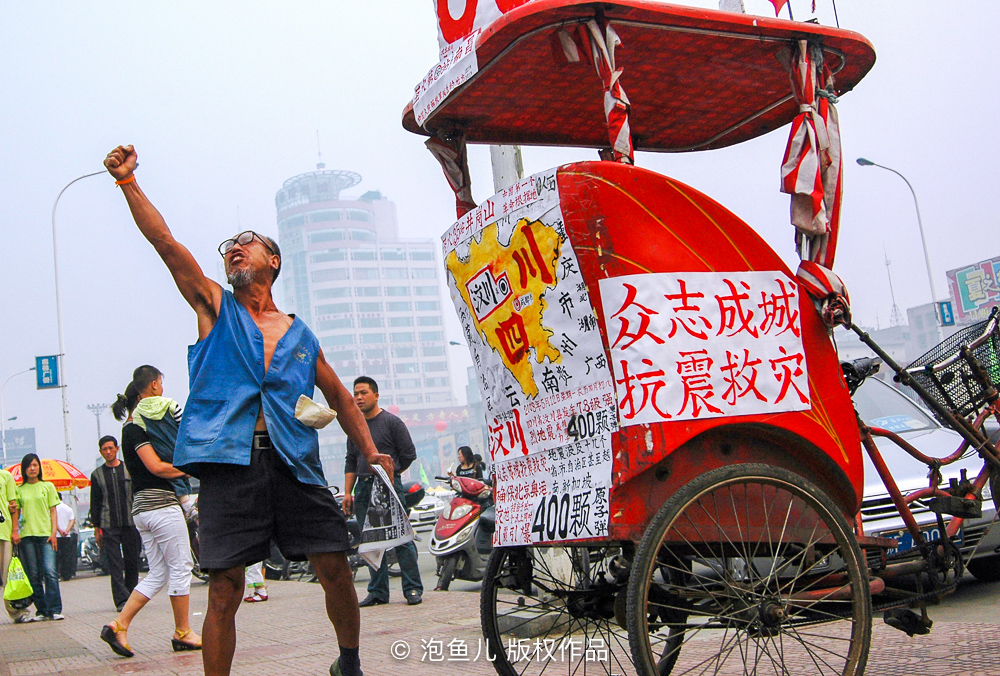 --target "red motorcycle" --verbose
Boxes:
[430,475,493,591]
